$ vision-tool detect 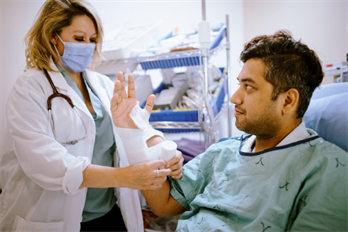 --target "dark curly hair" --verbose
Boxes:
[240,30,324,118]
